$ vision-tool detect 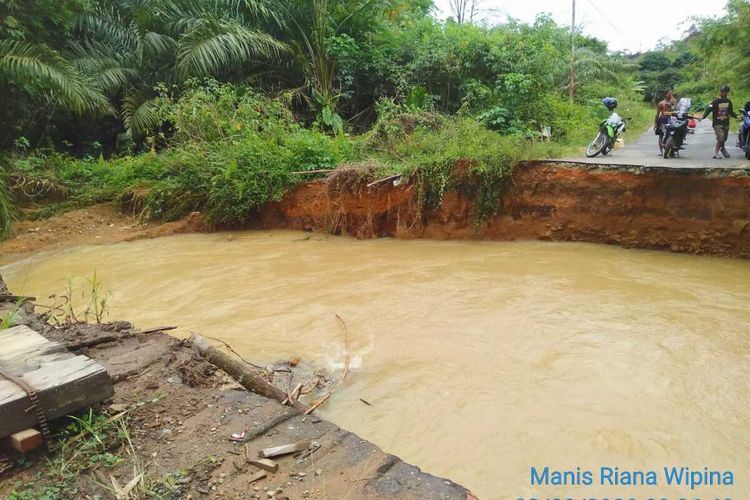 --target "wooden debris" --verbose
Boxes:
[247,458,279,473]
[190,335,309,414]
[290,169,335,175]
[247,470,267,483]
[7,428,43,453]
[0,295,35,302]
[67,333,134,351]
[261,440,311,459]
[303,393,331,415]
[0,325,114,438]
[282,383,303,406]
[366,174,402,188]
[133,326,177,335]
[359,398,373,407]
